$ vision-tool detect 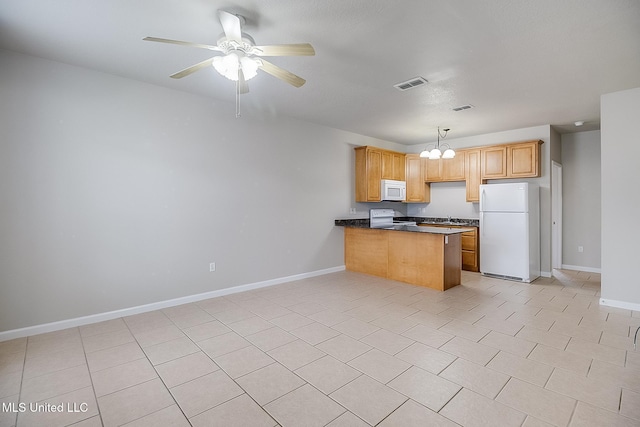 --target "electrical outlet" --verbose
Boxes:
[209,262,216,272]
[349,208,356,214]
[578,246,584,253]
